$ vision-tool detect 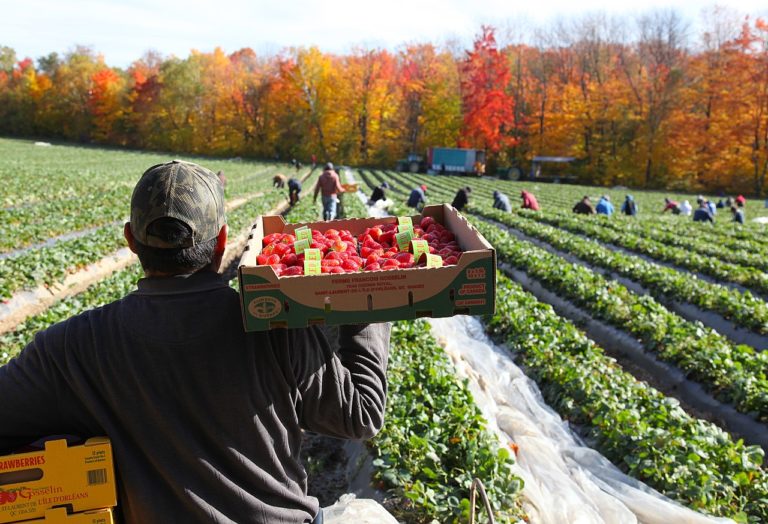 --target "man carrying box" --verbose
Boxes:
[0,160,391,524]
